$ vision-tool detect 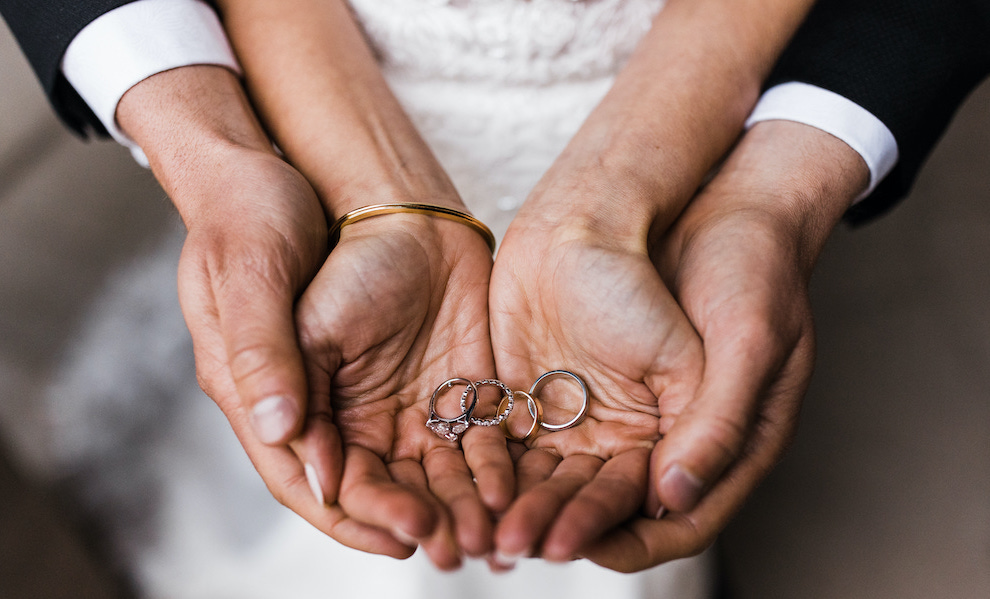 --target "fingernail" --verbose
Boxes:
[487,553,516,573]
[304,463,325,506]
[492,550,522,568]
[655,505,668,520]
[251,395,298,444]
[392,528,419,548]
[660,463,705,510]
